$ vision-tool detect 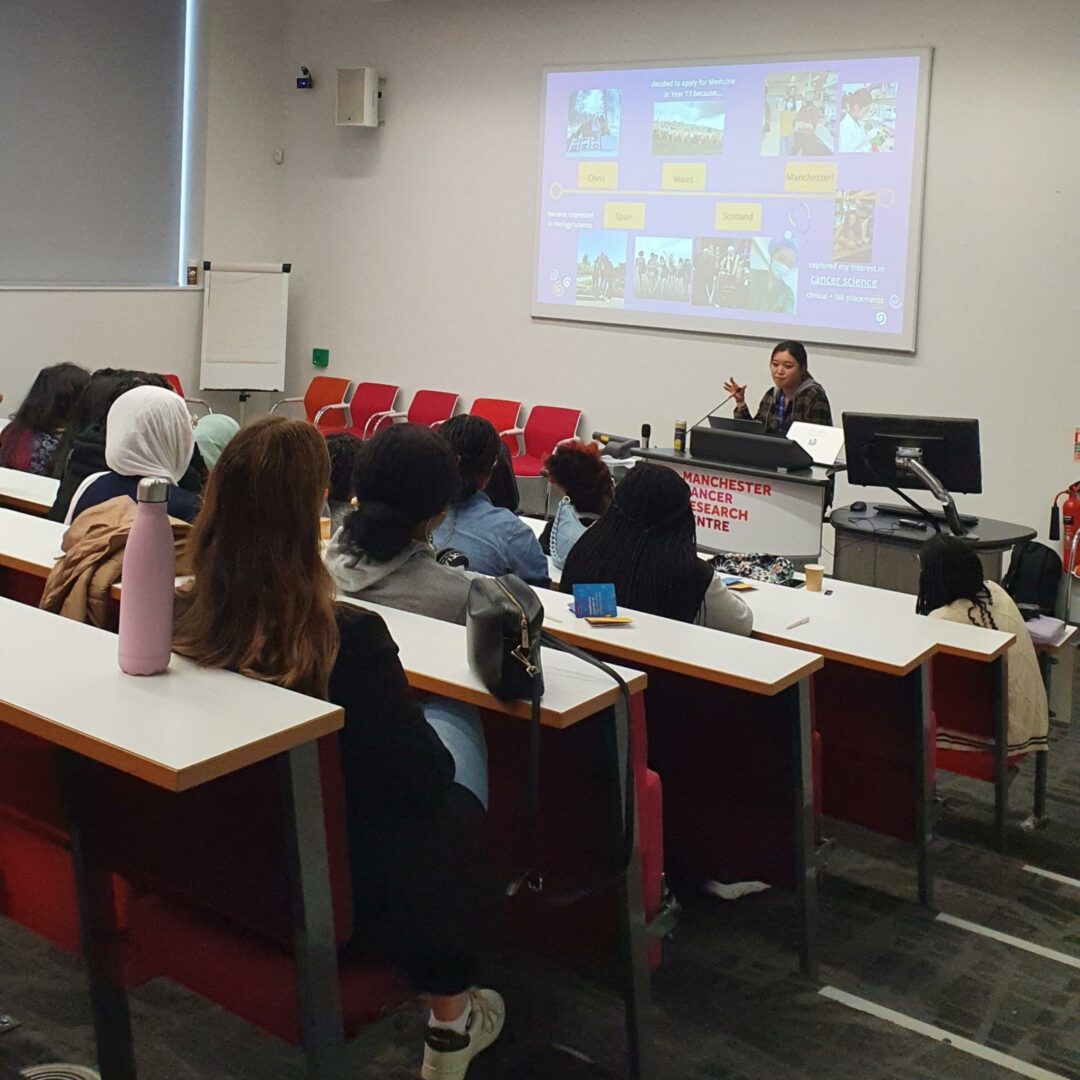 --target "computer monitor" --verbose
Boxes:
[842,413,982,493]
[707,415,766,436]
